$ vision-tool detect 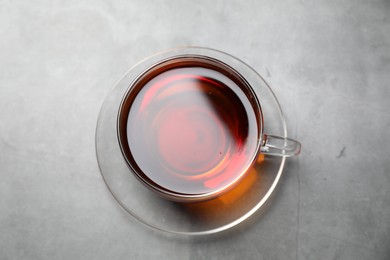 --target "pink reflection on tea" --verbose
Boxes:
[126,66,259,195]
